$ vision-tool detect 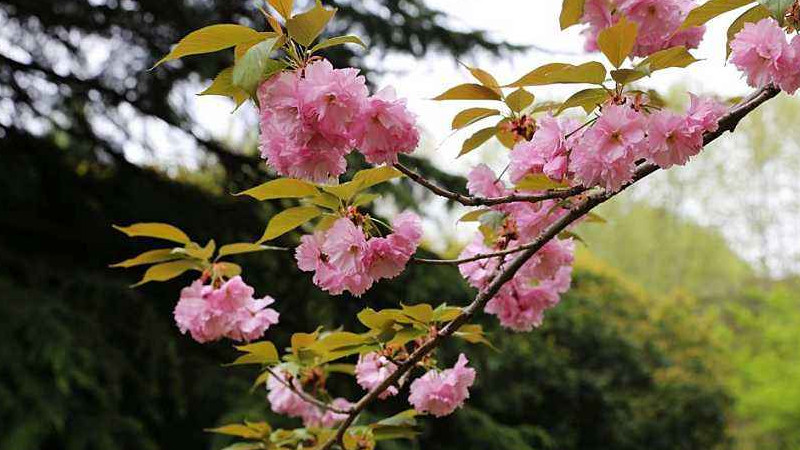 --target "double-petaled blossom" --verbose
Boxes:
[355,352,400,399]
[579,0,704,57]
[569,104,646,192]
[296,213,422,296]
[173,276,279,343]
[266,371,352,428]
[730,18,800,95]
[510,115,580,184]
[642,94,725,168]
[408,354,476,417]
[258,59,420,182]
[354,87,420,165]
